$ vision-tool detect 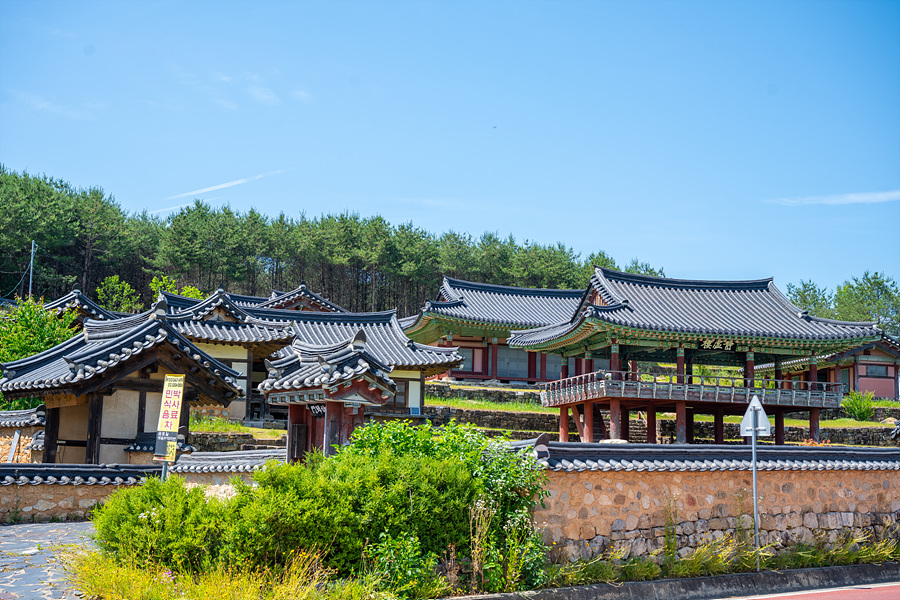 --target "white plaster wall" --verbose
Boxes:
[101,391,140,439]
[99,444,129,464]
[196,342,248,361]
[144,392,162,432]
[58,404,89,441]
[407,380,422,409]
